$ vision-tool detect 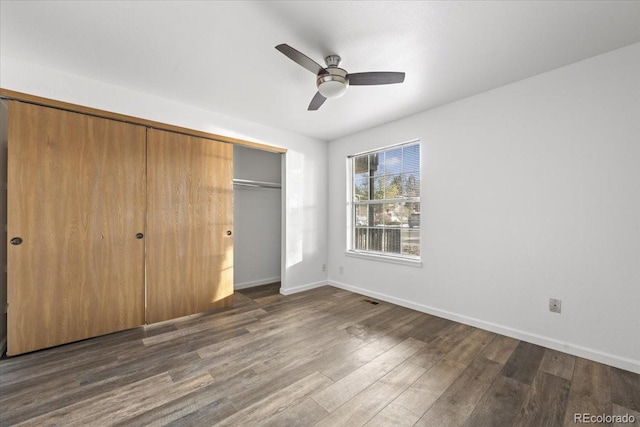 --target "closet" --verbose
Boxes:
[233,145,282,290]
[5,100,234,355]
